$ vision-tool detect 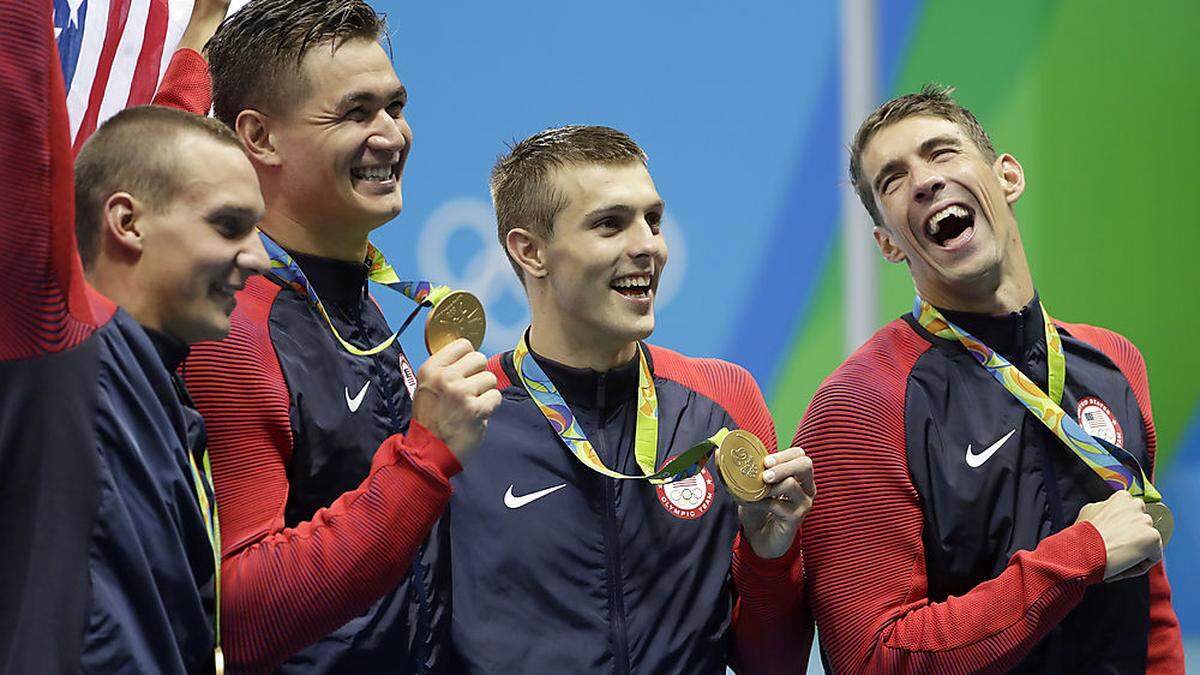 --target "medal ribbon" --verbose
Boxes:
[260,232,452,356]
[513,332,726,484]
[185,449,222,670]
[913,296,1162,502]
